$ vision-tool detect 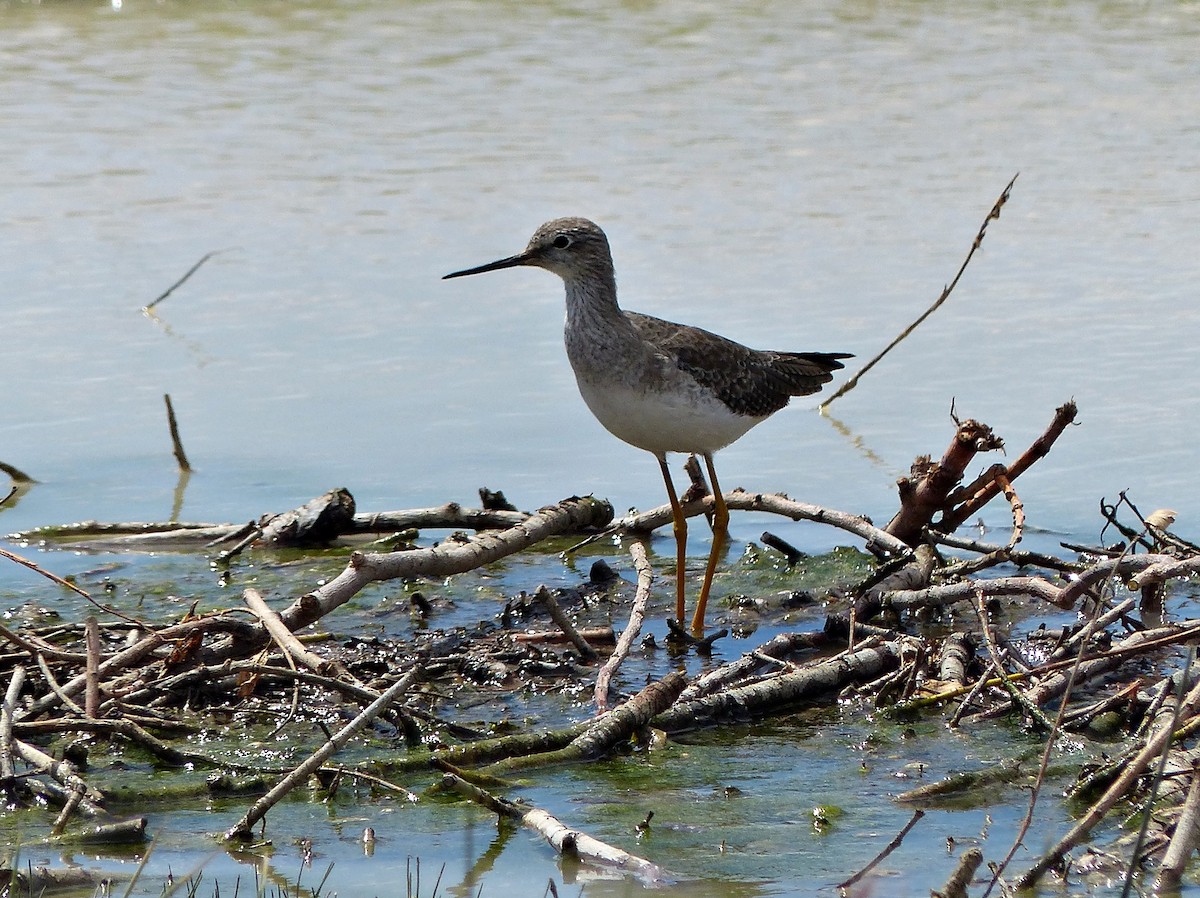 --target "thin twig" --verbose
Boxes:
[143,249,230,311]
[1119,646,1195,898]
[821,174,1017,409]
[836,809,925,890]
[0,547,144,625]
